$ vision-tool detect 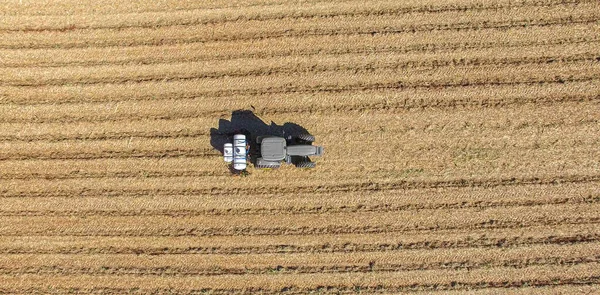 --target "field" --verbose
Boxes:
[1,0,600,293]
